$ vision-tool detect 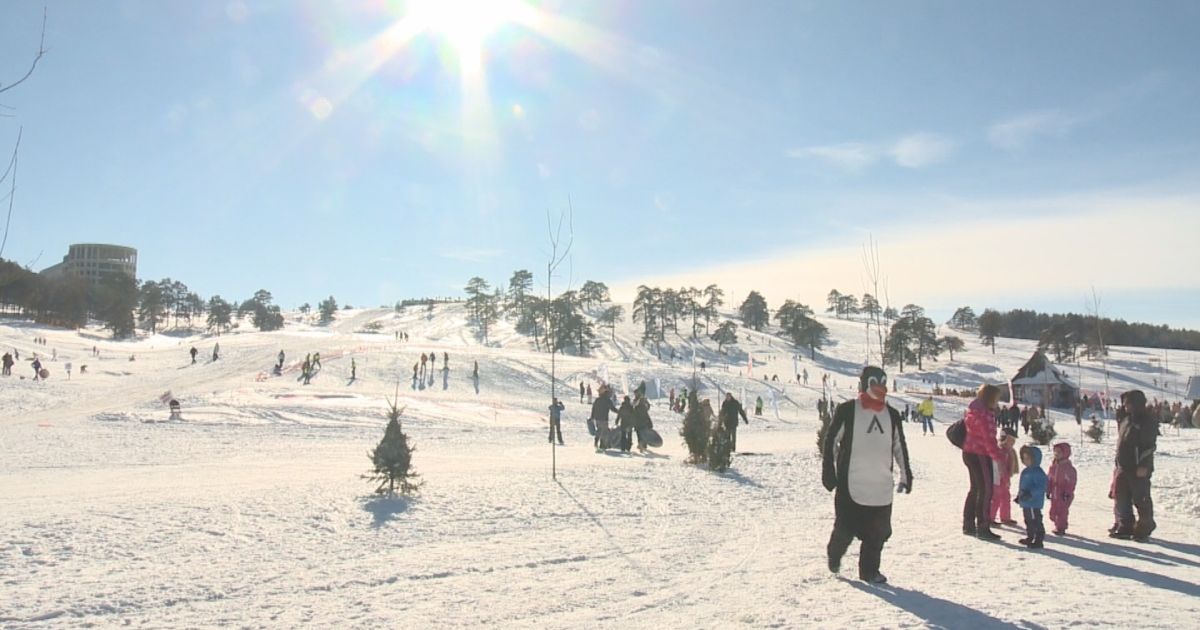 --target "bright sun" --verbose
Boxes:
[408,0,520,56]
